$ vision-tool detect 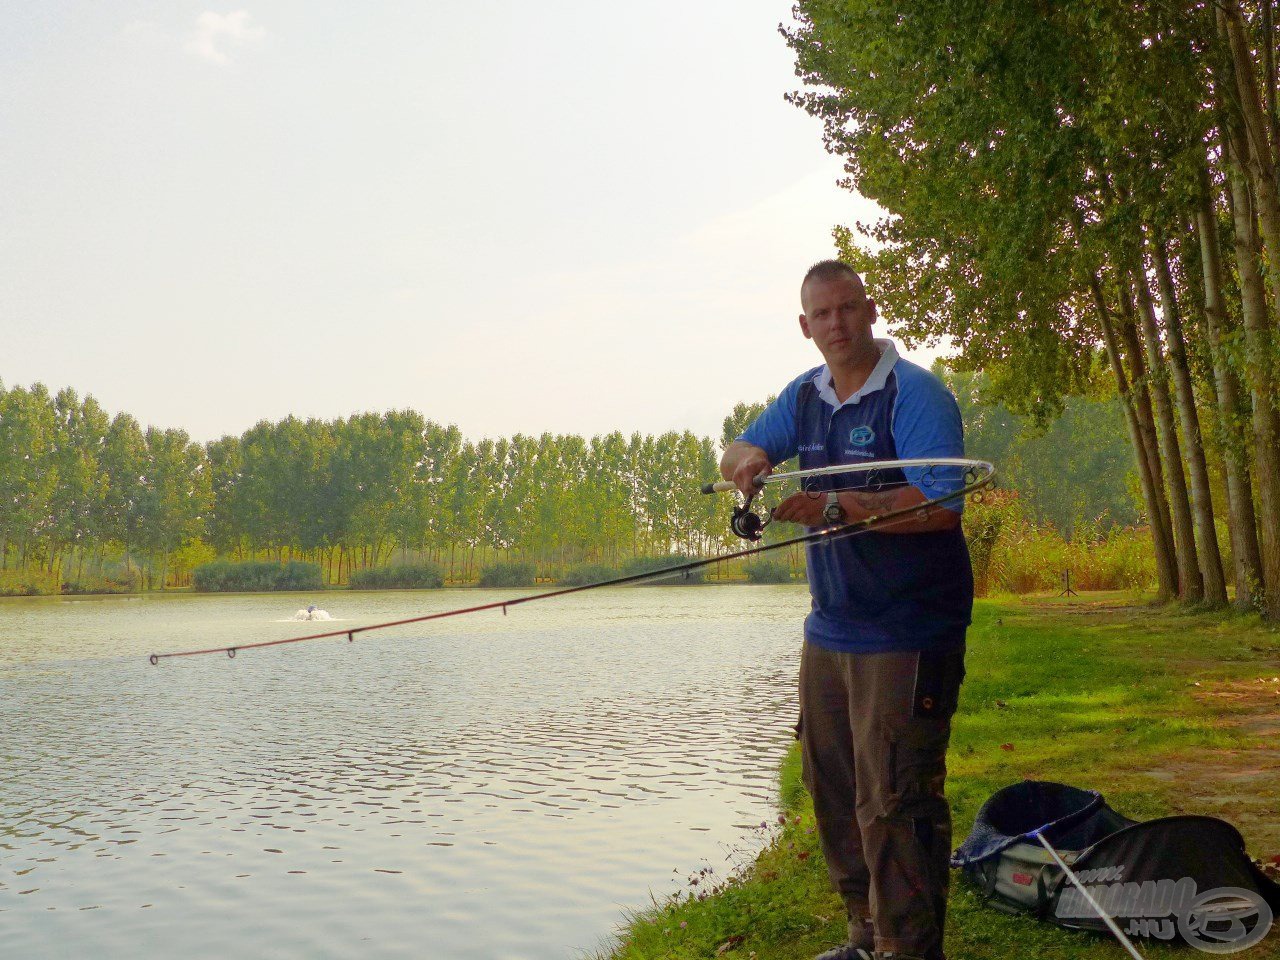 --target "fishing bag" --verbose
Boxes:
[952,780,1280,948]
